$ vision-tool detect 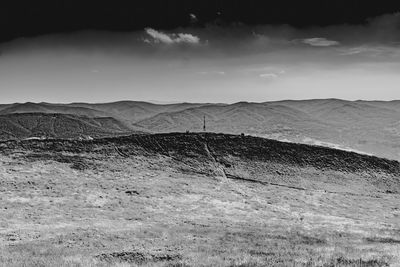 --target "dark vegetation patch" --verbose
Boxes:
[1,132,400,176]
[229,263,260,267]
[125,190,140,196]
[107,132,400,175]
[0,113,134,140]
[96,250,182,264]
[294,233,327,245]
[326,256,390,267]
[221,230,327,247]
[365,237,400,244]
